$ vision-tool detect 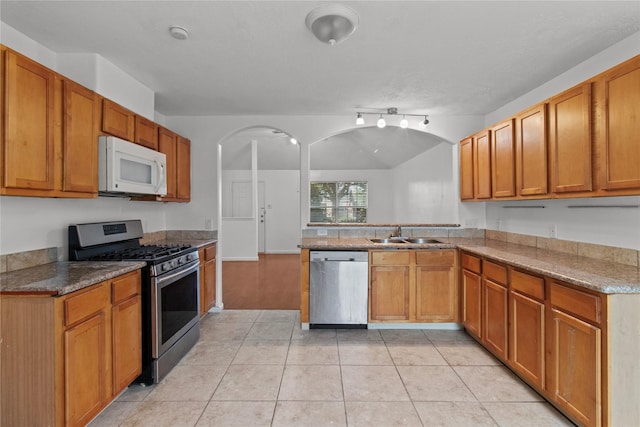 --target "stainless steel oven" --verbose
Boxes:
[150,259,200,382]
